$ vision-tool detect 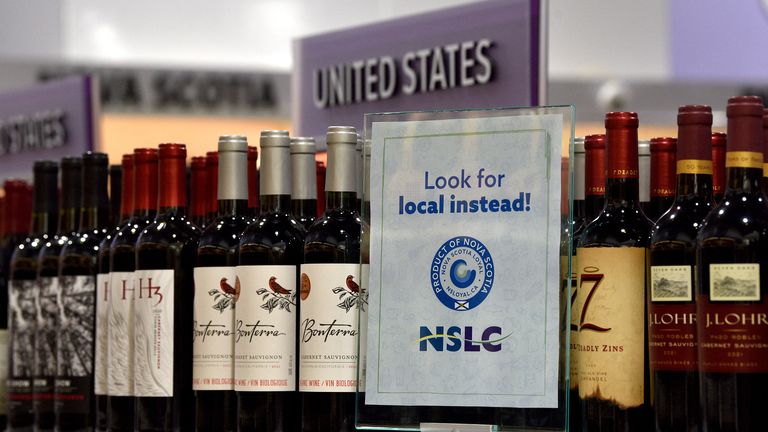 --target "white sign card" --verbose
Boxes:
[365,114,562,408]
